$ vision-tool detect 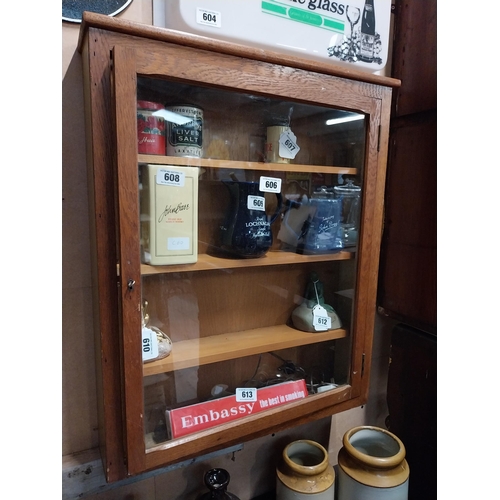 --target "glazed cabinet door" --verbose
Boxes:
[111,41,385,475]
